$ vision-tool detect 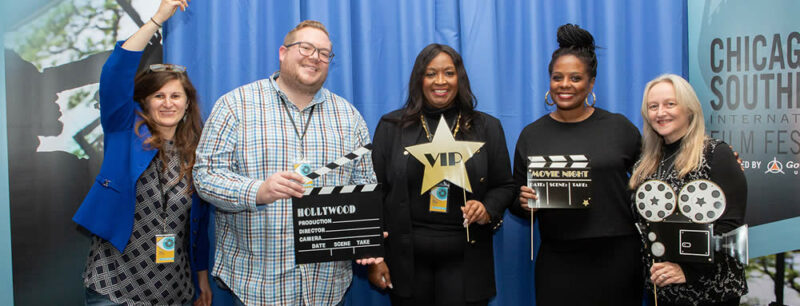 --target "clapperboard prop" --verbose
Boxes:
[292,144,384,264]
[634,179,748,264]
[526,155,591,209]
[303,144,373,180]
